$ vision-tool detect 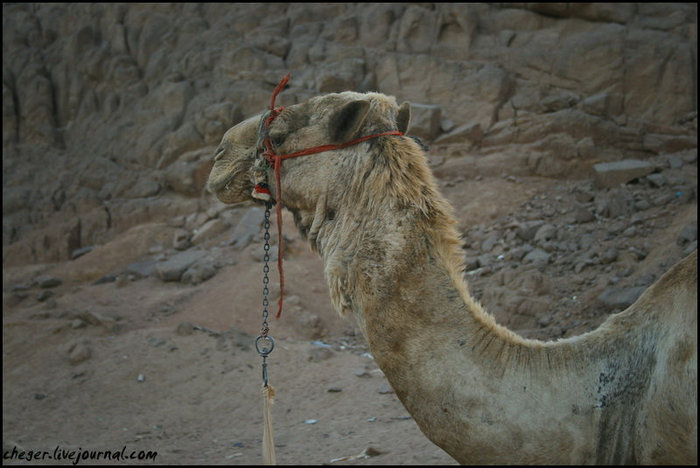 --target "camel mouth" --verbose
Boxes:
[207,165,241,193]
[207,156,256,204]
